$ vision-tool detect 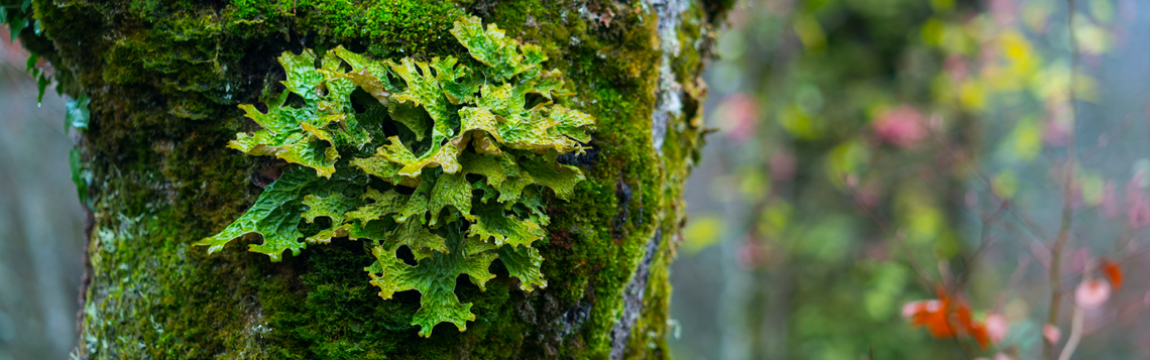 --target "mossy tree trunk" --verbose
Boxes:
[10,0,729,358]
